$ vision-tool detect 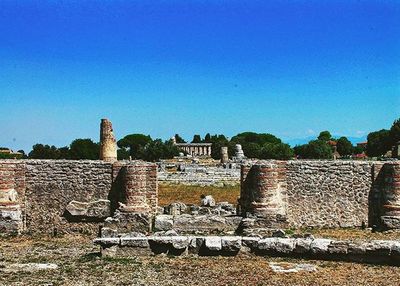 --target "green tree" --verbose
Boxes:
[69,139,99,159]
[390,118,400,145]
[352,145,364,155]
[29,144,60,159]
[294,140,332,159]
[57,147,70,159]
[117,134,152,159]
[243,142,262,158]
[192,135,202,143]
[336,137,353,156]
[117,148,130,160]
[138,139,180,162]
[318,131,332,141]
[366,129,391,157]
[260,142,294,160]
[208,134,229,159]
[174,134,186,143]
[204,133,211,143]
